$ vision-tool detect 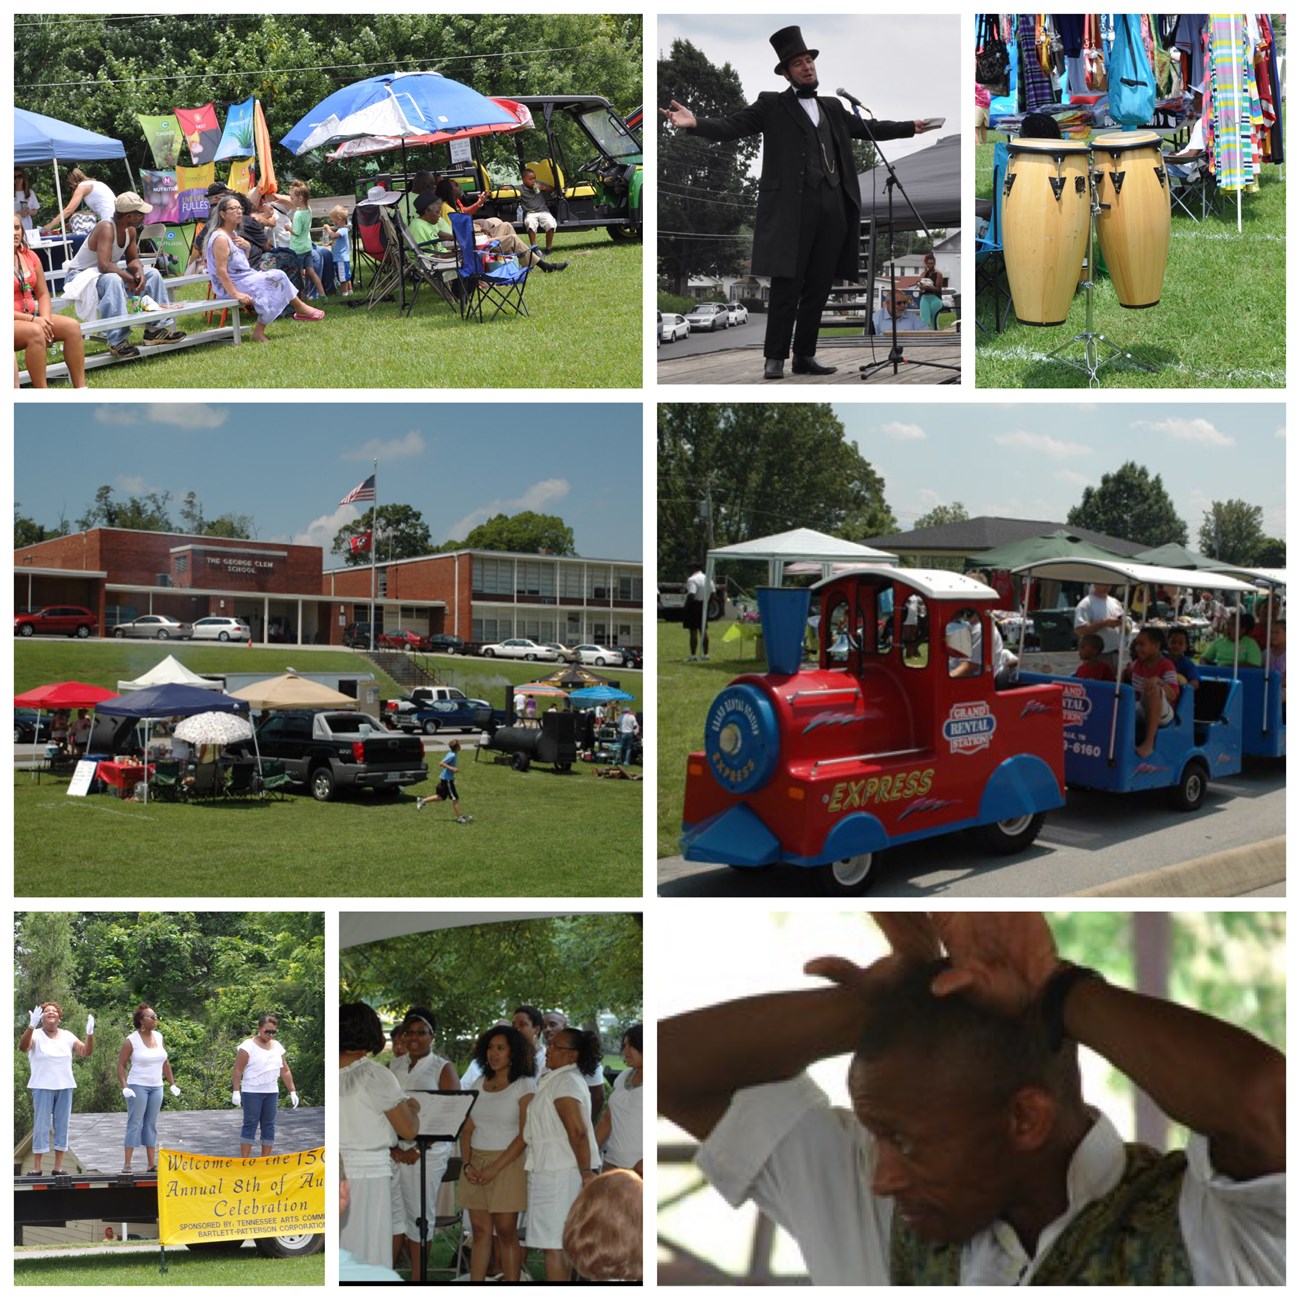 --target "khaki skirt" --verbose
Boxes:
[457,1147,528,1213]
